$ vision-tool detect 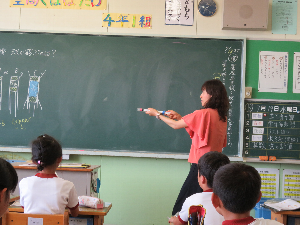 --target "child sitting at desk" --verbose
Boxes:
[19,134,79,216]
[169,151,230,225]
[211,163,283,225]
[0,158,18,218]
